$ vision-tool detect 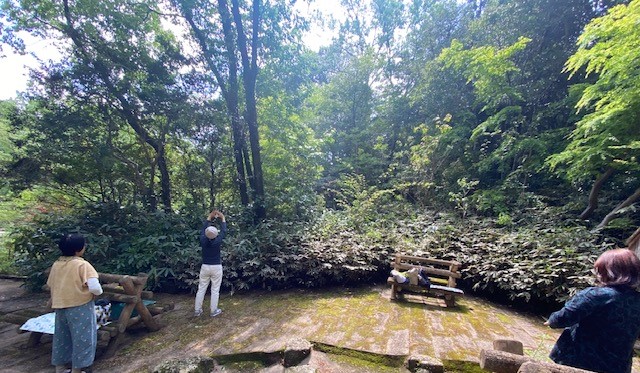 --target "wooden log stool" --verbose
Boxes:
[97,272,163,358]
[480,348,595,373]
